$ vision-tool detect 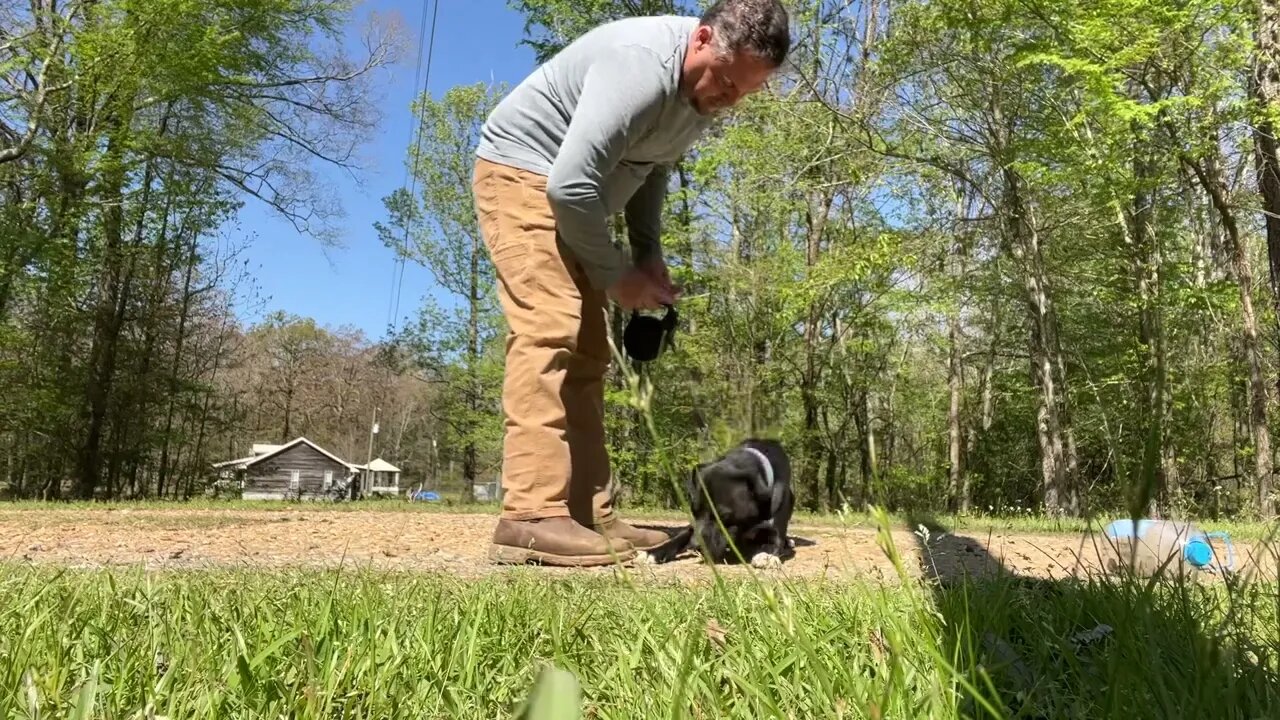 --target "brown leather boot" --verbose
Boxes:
[489,516,635,567]
[593,517,670,552]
